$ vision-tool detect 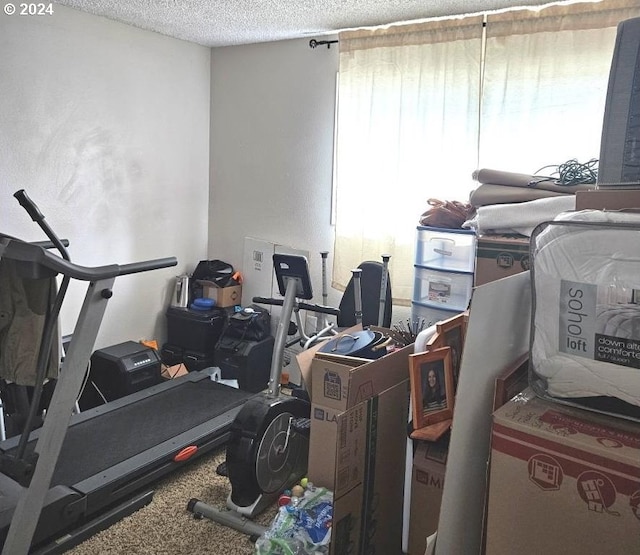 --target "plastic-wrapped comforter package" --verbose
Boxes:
[529,209,640,421]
